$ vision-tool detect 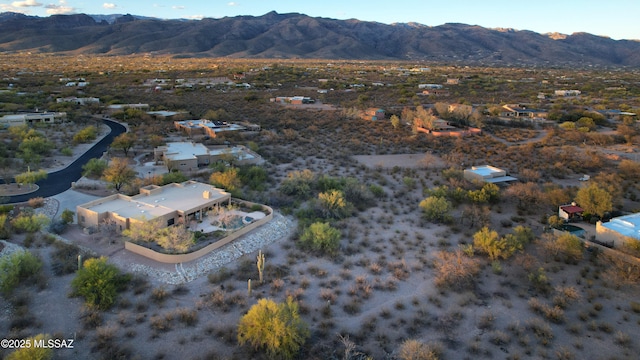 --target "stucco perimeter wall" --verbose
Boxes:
[124,201,273,264]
